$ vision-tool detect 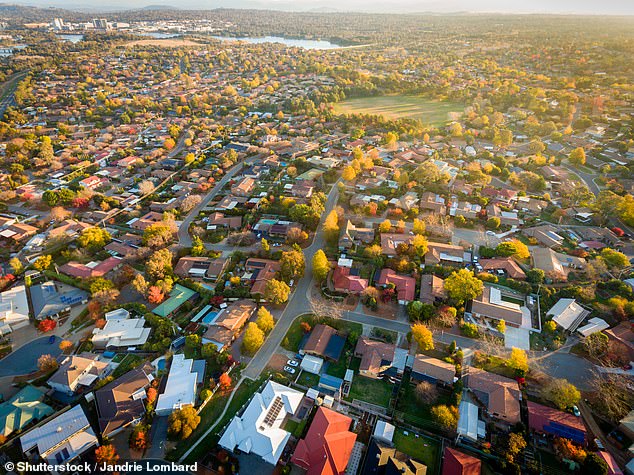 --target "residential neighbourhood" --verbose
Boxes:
[0,6,632,475]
